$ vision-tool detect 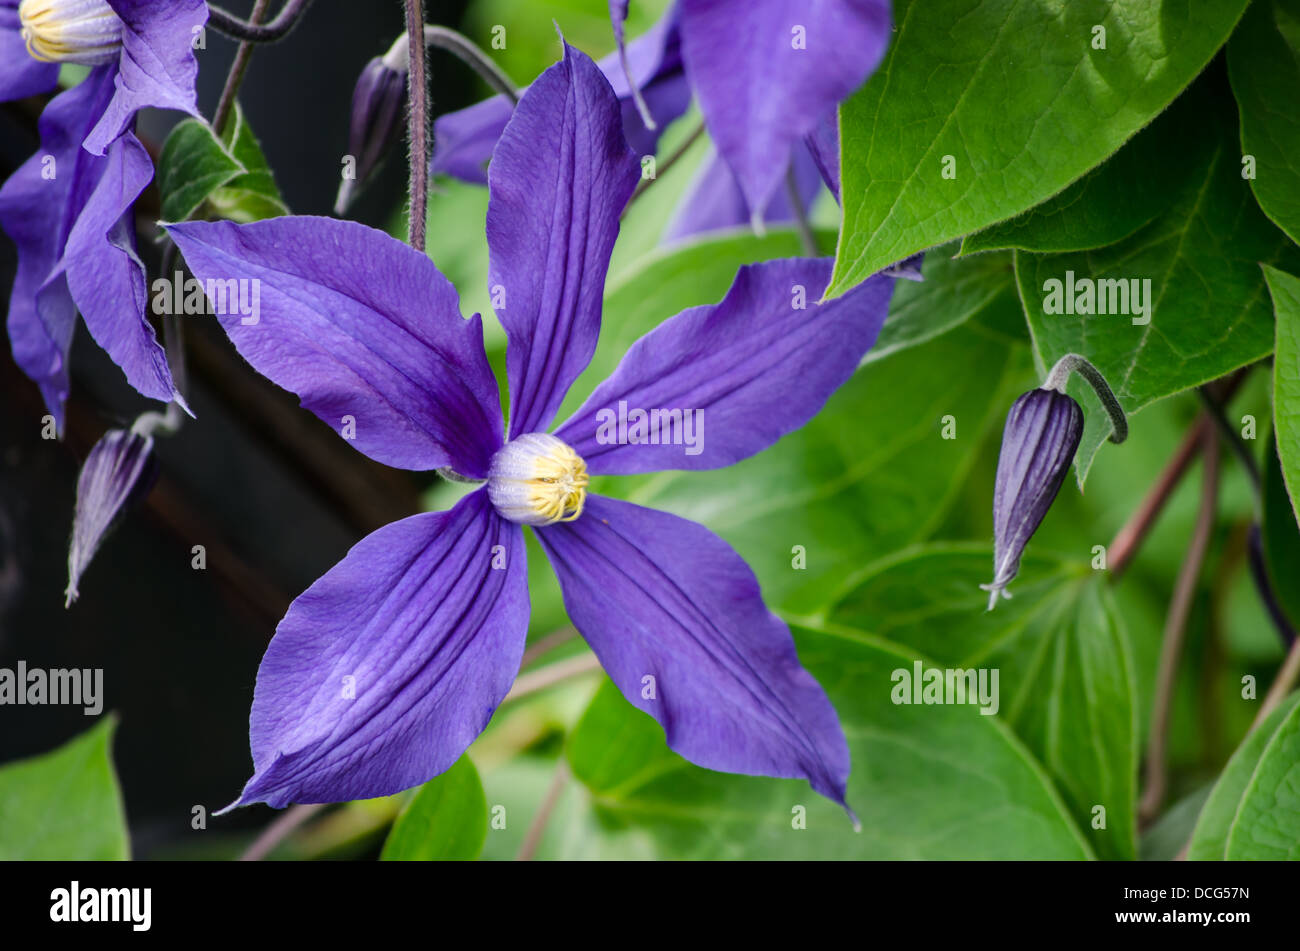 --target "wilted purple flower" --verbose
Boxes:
[169,43,903,812]
[65,422,160,607]
[334,40,409,216]
[0,0,207,429]
[983,388,1083,610]
[431,1,888,239]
